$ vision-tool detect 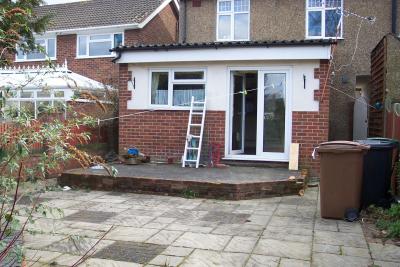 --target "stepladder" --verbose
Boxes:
[182,96,206,168]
